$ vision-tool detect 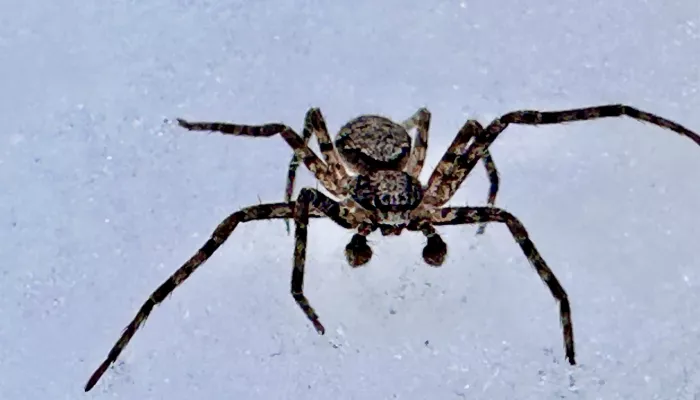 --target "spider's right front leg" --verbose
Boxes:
[176,117,347,198]
[291,187,360,334]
